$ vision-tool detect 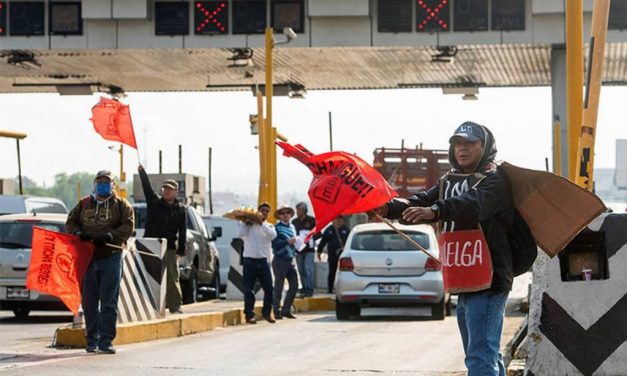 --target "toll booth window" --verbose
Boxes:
[558,230,610,282]
[491,0,525,31]
[0,2,6,36]
[9,1,45,36]
[155,2,190,36]
[271,0,304,34]
[416,0,449,32]
[609,0,627,30]
[49,2,82,36]
[453,0,487,32]
[232,0,267,34]
[377,0,412,33]
[194,1,228,35]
